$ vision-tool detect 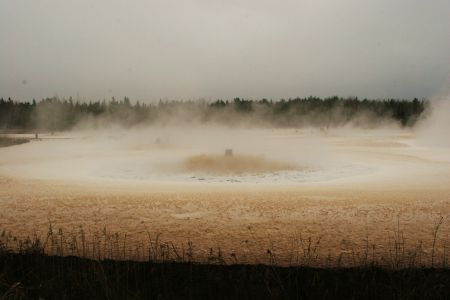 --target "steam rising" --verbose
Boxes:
[416,98,450,147]
[1,98,449,186]
[0,125,345,184]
